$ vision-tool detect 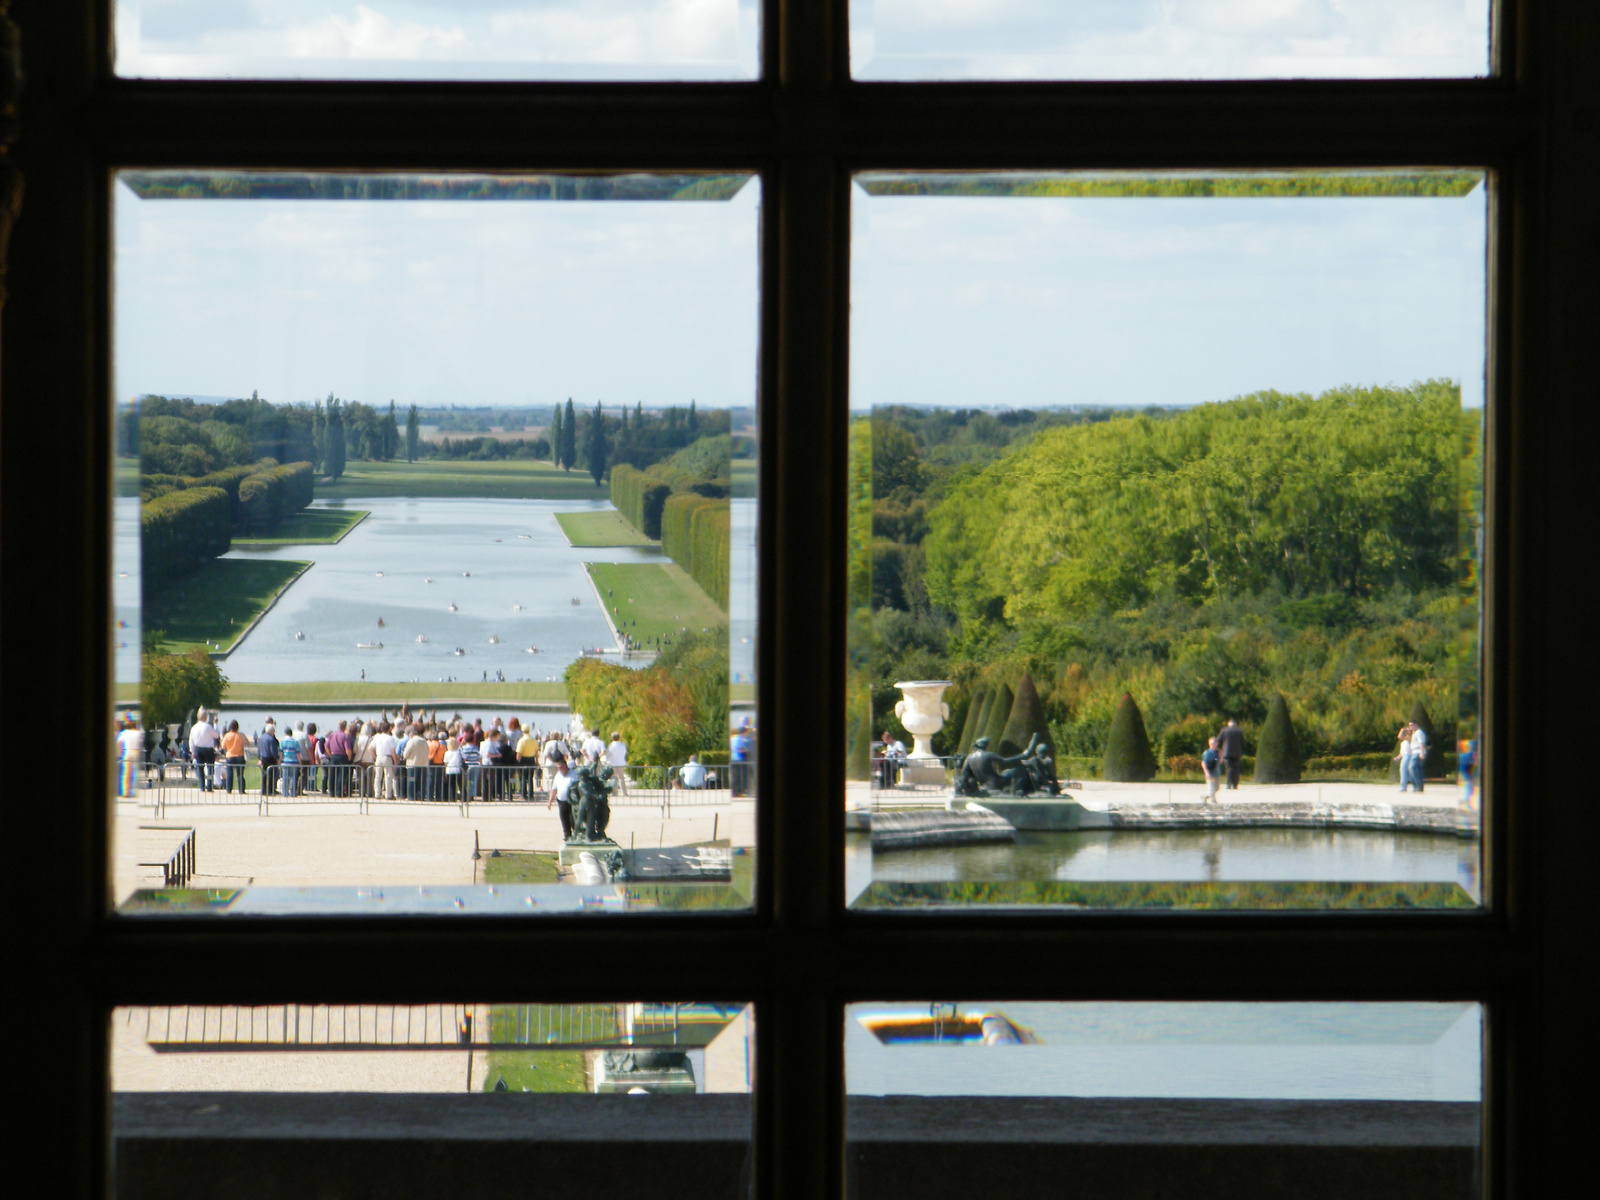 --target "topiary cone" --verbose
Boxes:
[982,682,1015,754]
[1103,693,1157,782]
[956,686,989,755]
[1253,692,1303,784]
[1000,671,1052,762]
